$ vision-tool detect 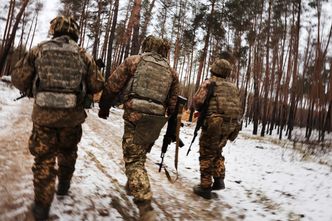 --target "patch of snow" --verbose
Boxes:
[0,83,331,221]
